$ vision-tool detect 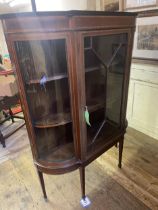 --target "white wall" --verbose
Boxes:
[36,0,87,11]
[0,0,103,14]
[127,63,158,140]
[0,20,8,57]
[35,0,103,11]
